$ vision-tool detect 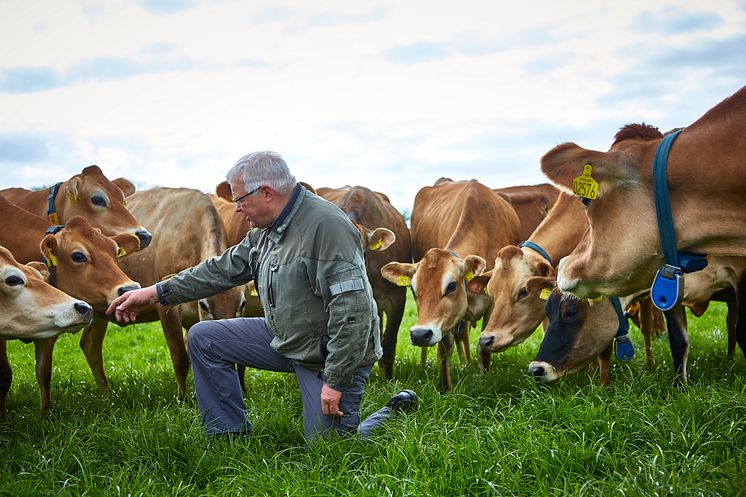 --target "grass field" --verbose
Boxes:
[1,297,745,496]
